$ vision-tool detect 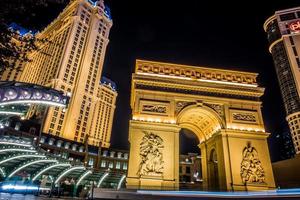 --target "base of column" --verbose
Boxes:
[232,183,273,191]
[126,177,179,190]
